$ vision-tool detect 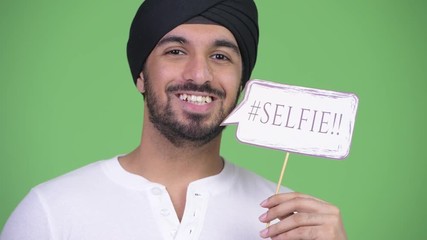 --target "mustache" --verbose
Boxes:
[166,82,225,99]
